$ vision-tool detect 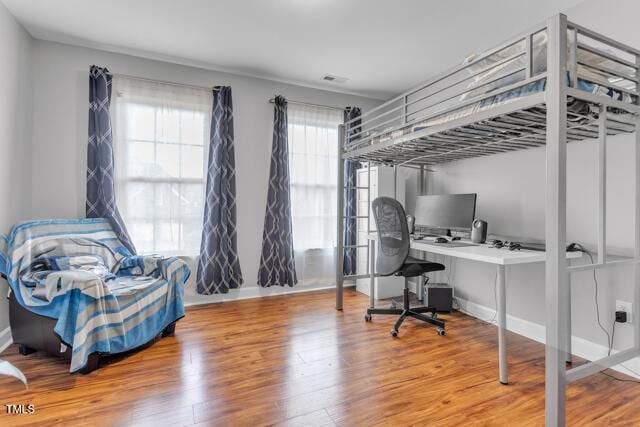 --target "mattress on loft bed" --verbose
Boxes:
[411,75,633,132]
[359,33,636,149]
[362,77,633,149]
